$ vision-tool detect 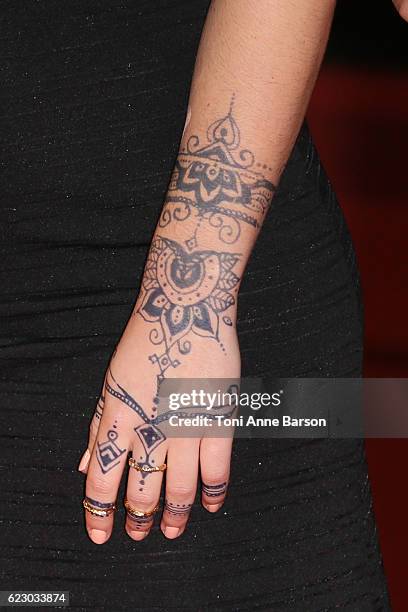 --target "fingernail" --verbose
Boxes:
[163,526,180,539]
[204,503,222,513]
[78,449,90,472]
[89,529,108,544]
[129,530,148,541]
